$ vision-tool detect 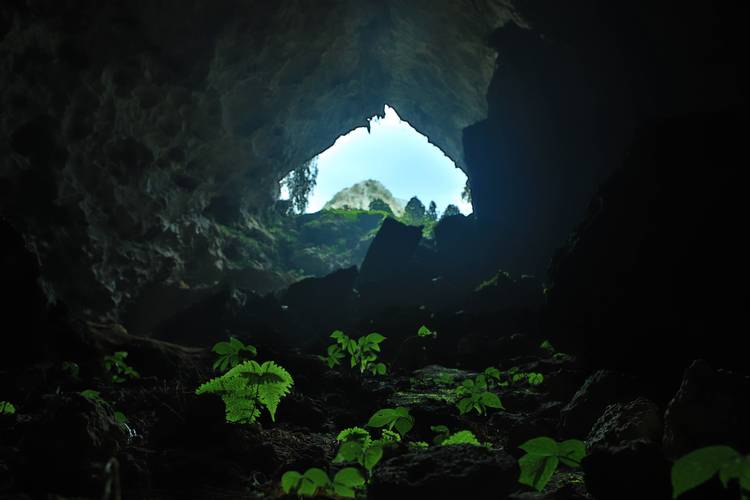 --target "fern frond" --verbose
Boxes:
[196,360,294,424]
